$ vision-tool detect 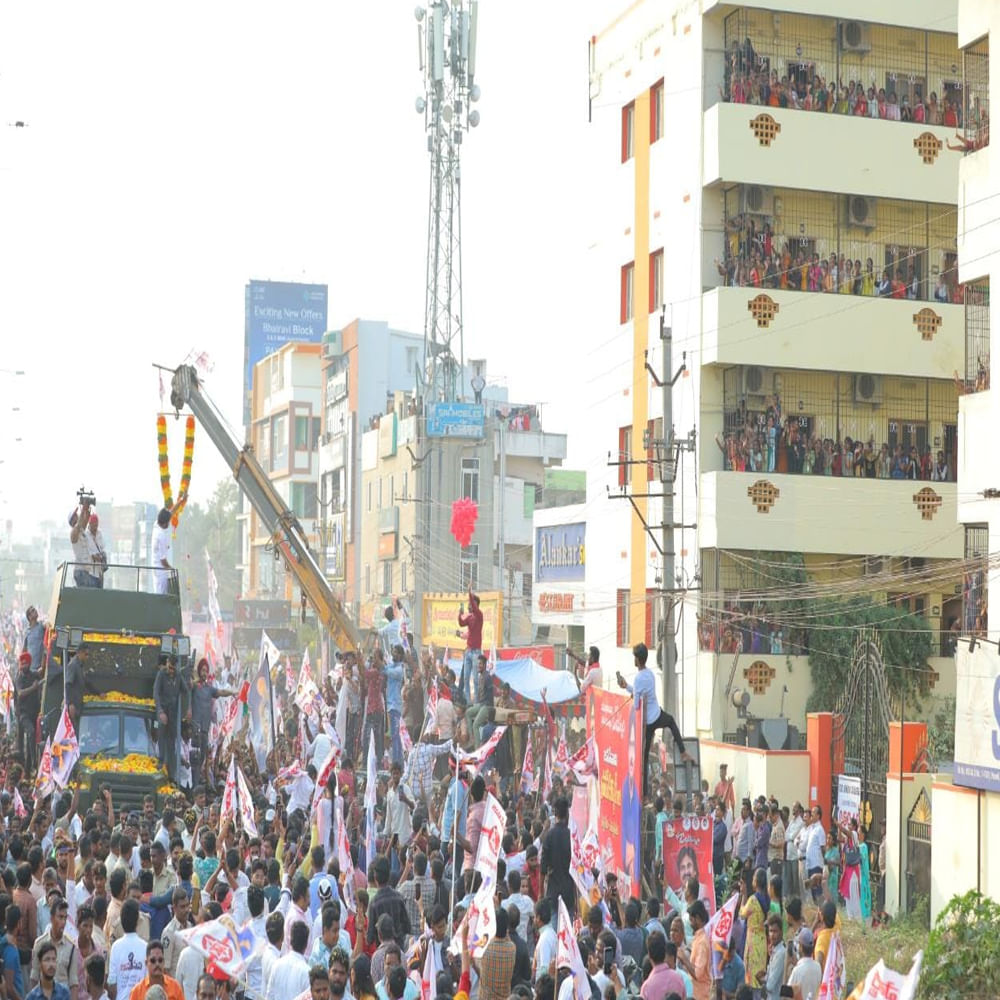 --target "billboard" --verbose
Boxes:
[662,815,717,916]
[422,590,502,651]
[588,688,643,898]
[243,280,328,423]
[954,643,1000,792]
[535,522,586,583]
[426,401,485,438]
